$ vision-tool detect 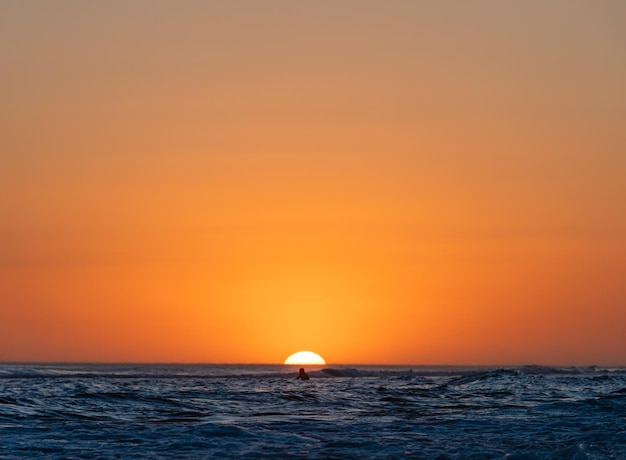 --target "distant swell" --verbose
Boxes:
[0,364,621,380]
